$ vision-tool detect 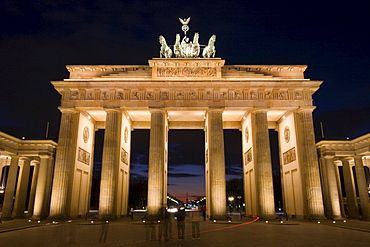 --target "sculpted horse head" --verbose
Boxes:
[193,32,199,44]
[159,35,172,58]
[202,34,216,58]
[174,33,182,58]
[208,34,216,46]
